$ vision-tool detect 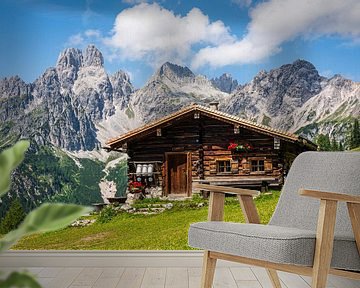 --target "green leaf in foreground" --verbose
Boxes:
[0,271,41,288]
[0,140,30,197]
[0,203,92,251]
